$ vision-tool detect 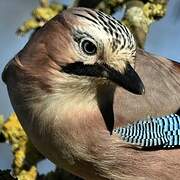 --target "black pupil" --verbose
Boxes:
[82,40,97,55]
